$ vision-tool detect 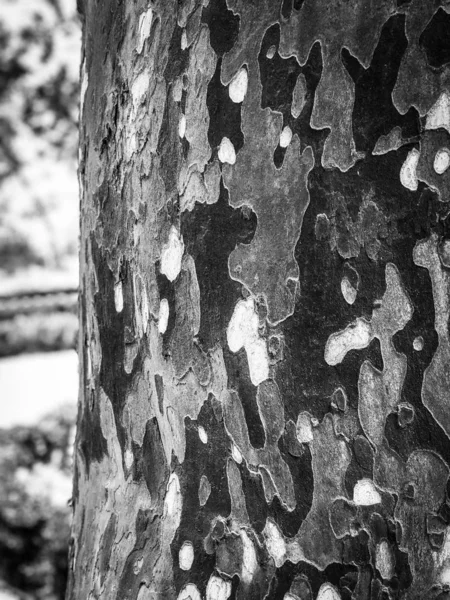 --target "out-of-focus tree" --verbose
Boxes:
[0,0,80,273]
[0,406,75,600]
